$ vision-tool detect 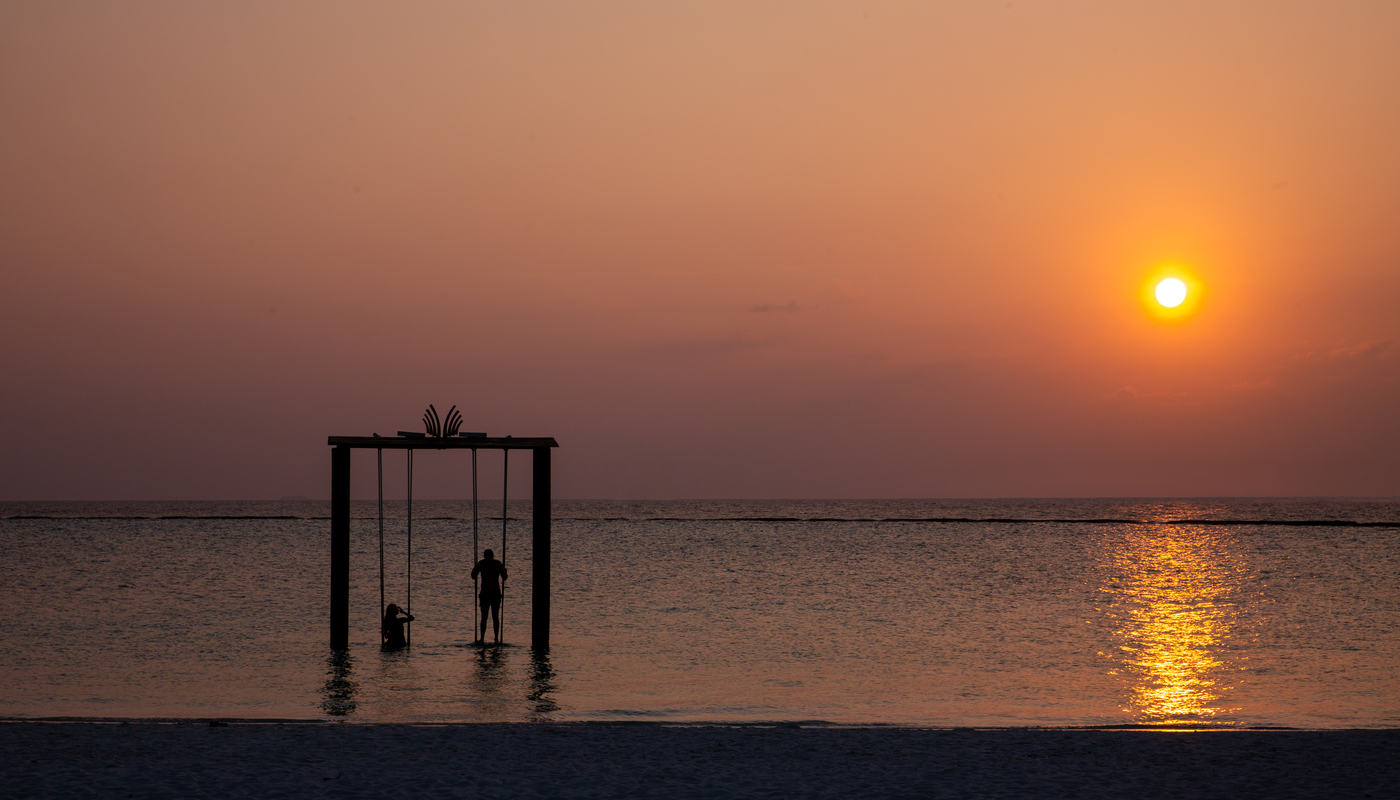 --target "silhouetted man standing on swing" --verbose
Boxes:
[471,548,508,644]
